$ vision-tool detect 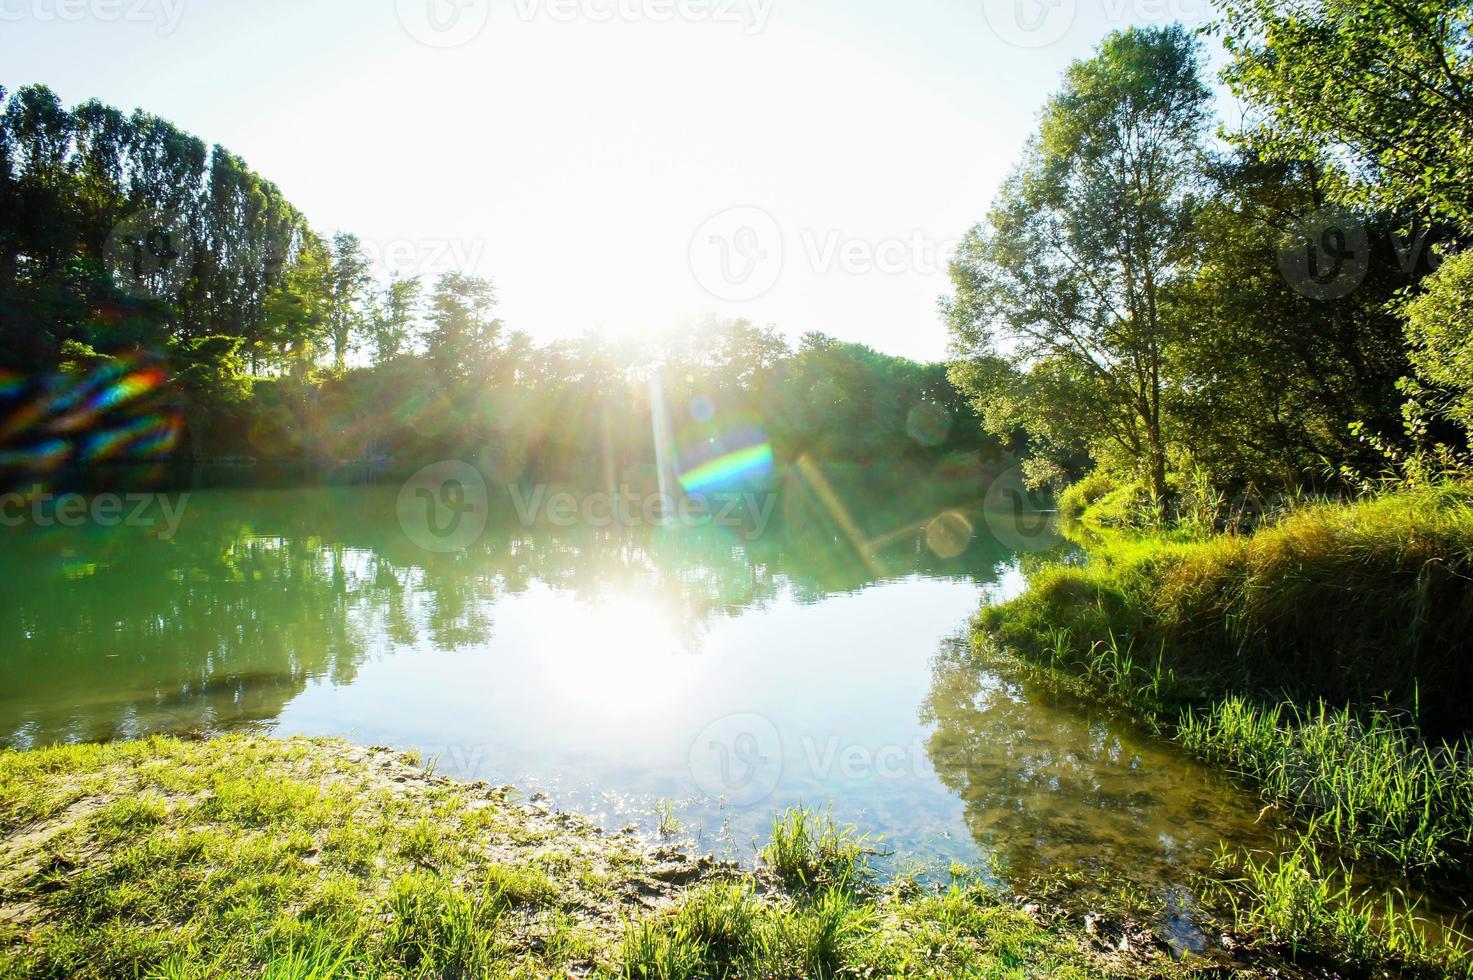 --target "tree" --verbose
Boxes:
[1403,250,1473,437]
[325,232,371,372]
[1218,0,1473,466]
[0,86,13,291]
[262,231,332,374]
[1216,0,1473,232]
[370,273,422,364]
[425,272,501,382]
[1166,154,1418,488]
[944,25,1210,503]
